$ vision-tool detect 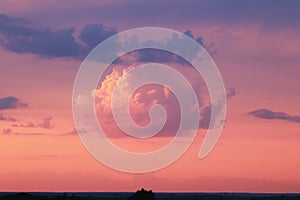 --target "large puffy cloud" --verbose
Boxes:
[248,109,300,123]
[95,66,134,114]
[94,65,195,137]
[0,96,27,110]
[94,64,233,137]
